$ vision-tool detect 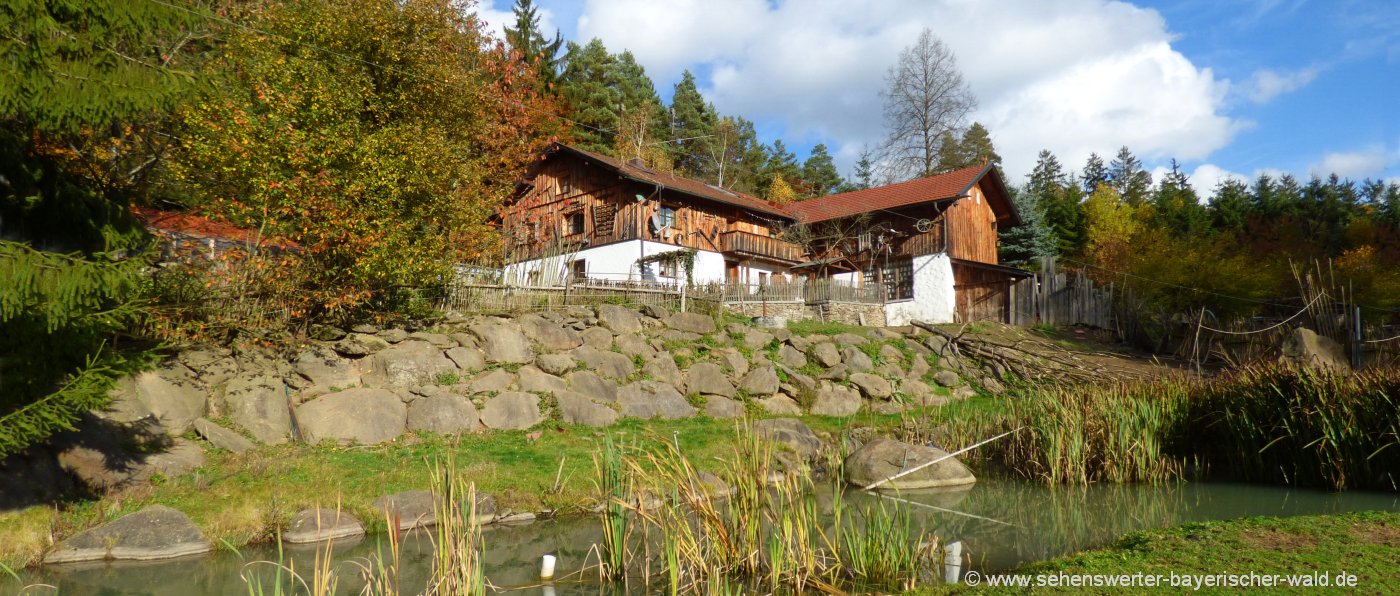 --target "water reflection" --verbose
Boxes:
[16,480,1398,594]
